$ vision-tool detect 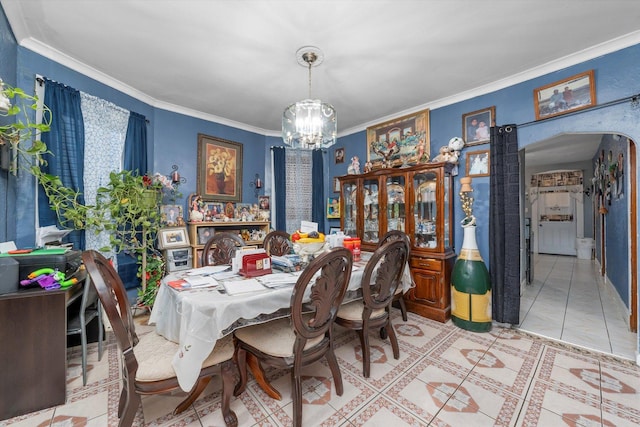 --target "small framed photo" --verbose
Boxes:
[160,204,183,227]
[333,177,340,193]
[327,197,340,219]
[462,106,495,147]
[534,70,596,120]
[204,202,224,220]
[335,147,345,164]
[197,227,215,245]
[466,150,490,177]
[157,227,189,249]
[329,227,341,235]
[258,195,270,211]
